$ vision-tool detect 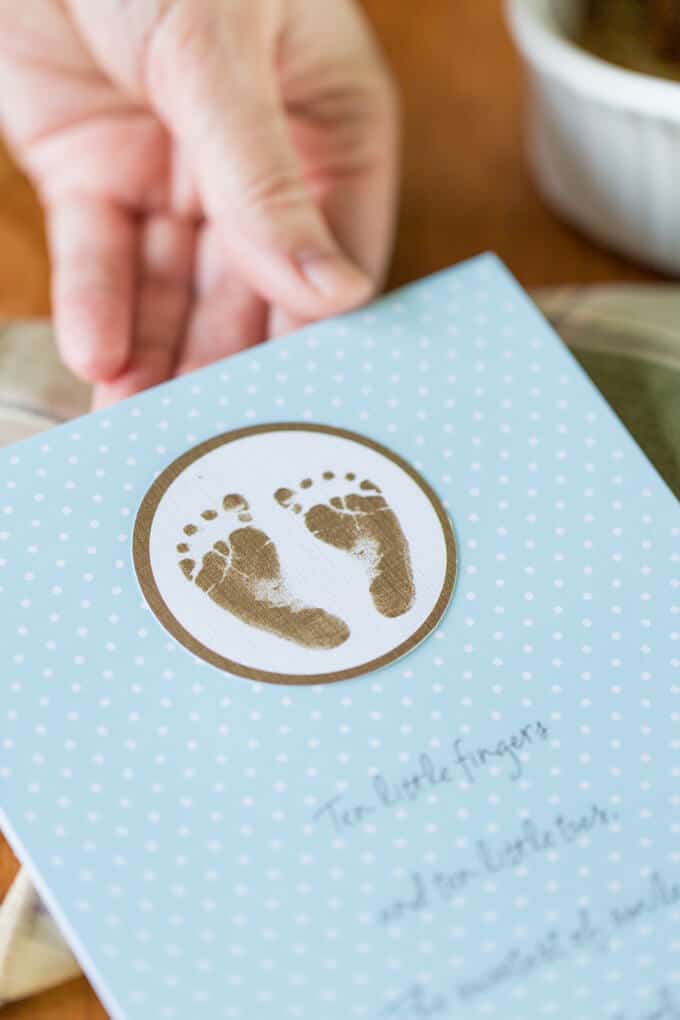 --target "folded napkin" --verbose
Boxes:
[1,284,679,1007]
[0,870,80,1006]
